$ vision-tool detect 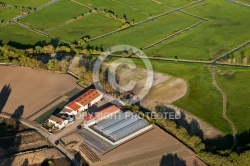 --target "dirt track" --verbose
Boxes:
[0,66,80,118]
